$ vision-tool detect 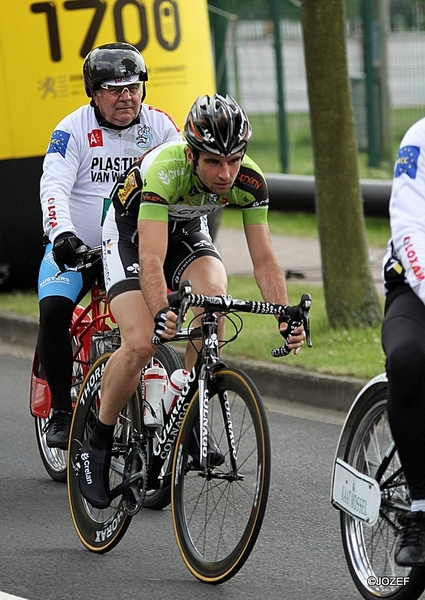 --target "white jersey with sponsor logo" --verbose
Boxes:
[40,103,180,248]
[383,116,425,303]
